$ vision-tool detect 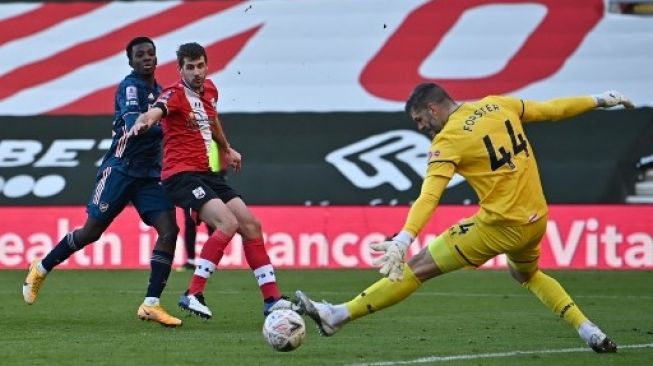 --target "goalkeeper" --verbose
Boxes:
[296,85,634,353]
